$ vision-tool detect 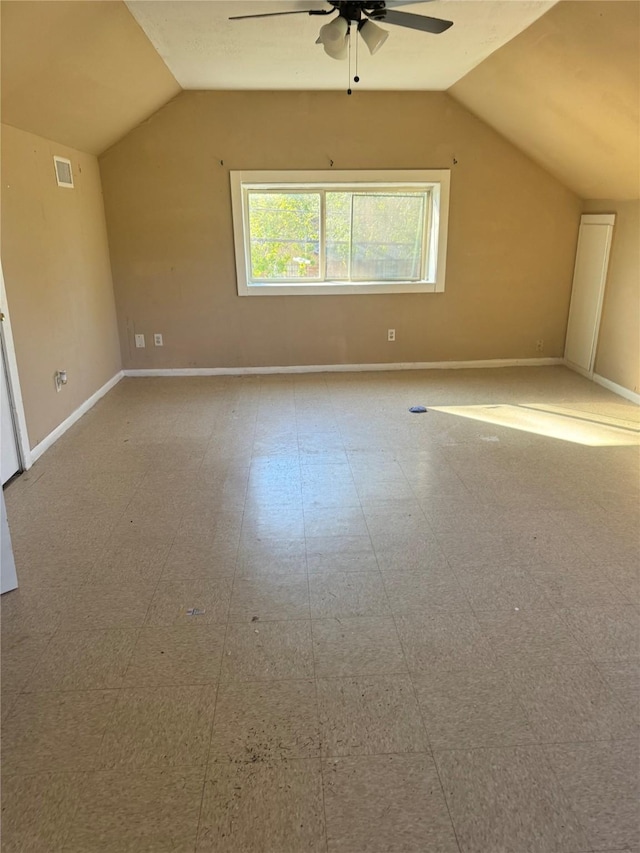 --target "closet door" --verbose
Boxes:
[1,332,20,485]
[564,214,615,375]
